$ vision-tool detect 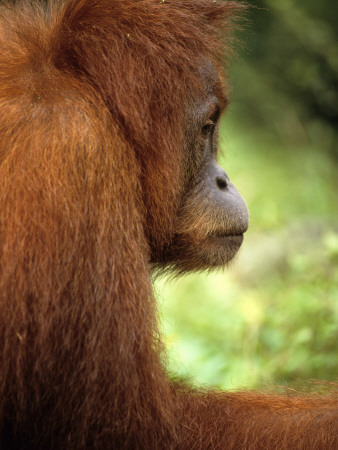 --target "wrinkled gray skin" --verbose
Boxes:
[152,64,249,272]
